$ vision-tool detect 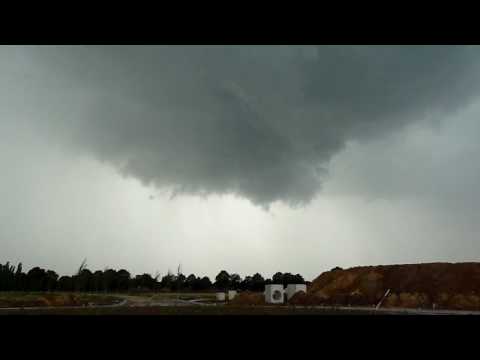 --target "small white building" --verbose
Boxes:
[265,284,307,304]
[216,292,226,301]
[264,284,285,304]
[285,284,307,300]
[228,290,237,300]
